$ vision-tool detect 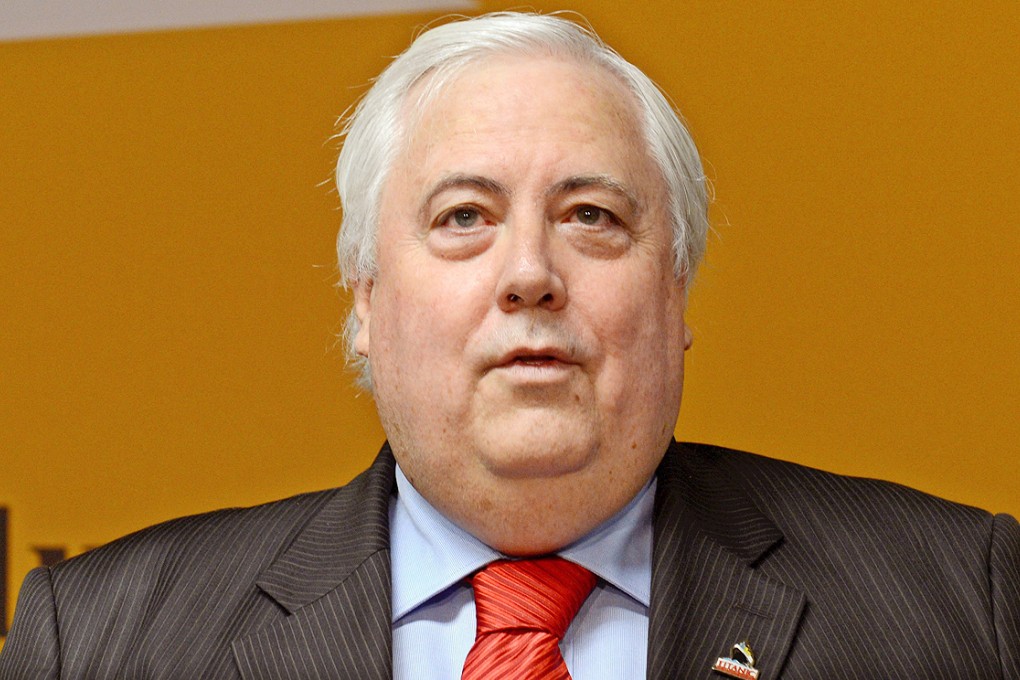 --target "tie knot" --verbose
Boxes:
[470,557,596,639]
